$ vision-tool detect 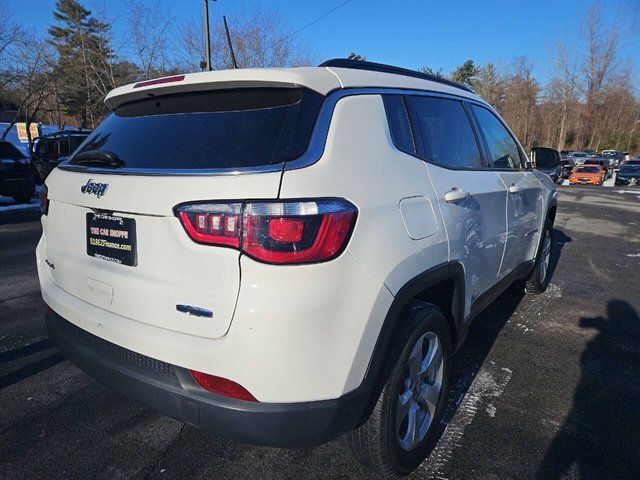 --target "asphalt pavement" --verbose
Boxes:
[1,187,639,480]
